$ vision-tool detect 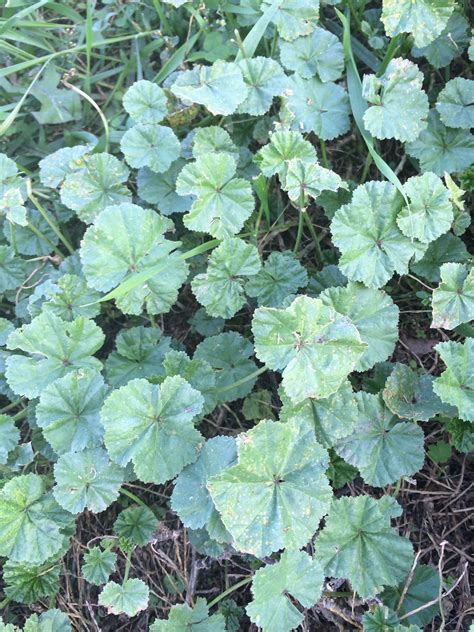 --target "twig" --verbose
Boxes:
[397,550,422,613]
